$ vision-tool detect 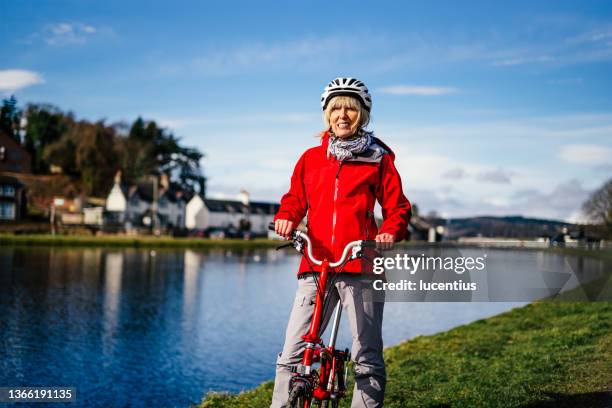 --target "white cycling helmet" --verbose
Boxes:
[321,77,372,112]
